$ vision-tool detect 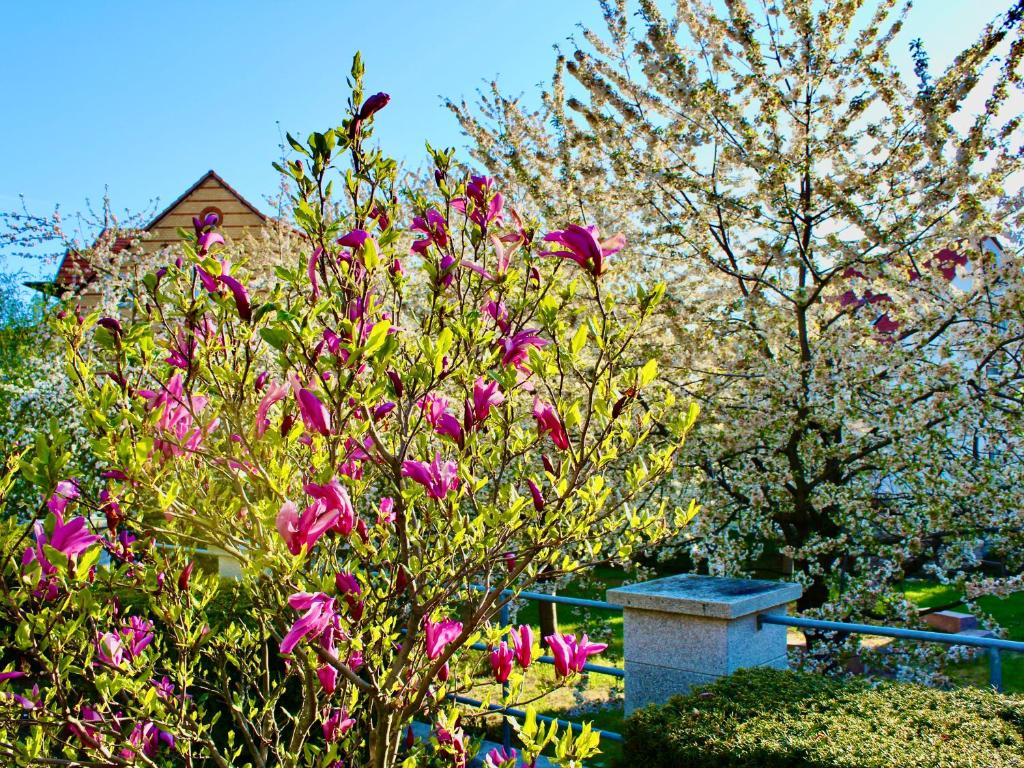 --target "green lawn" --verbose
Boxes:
[901,579,1024,693]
